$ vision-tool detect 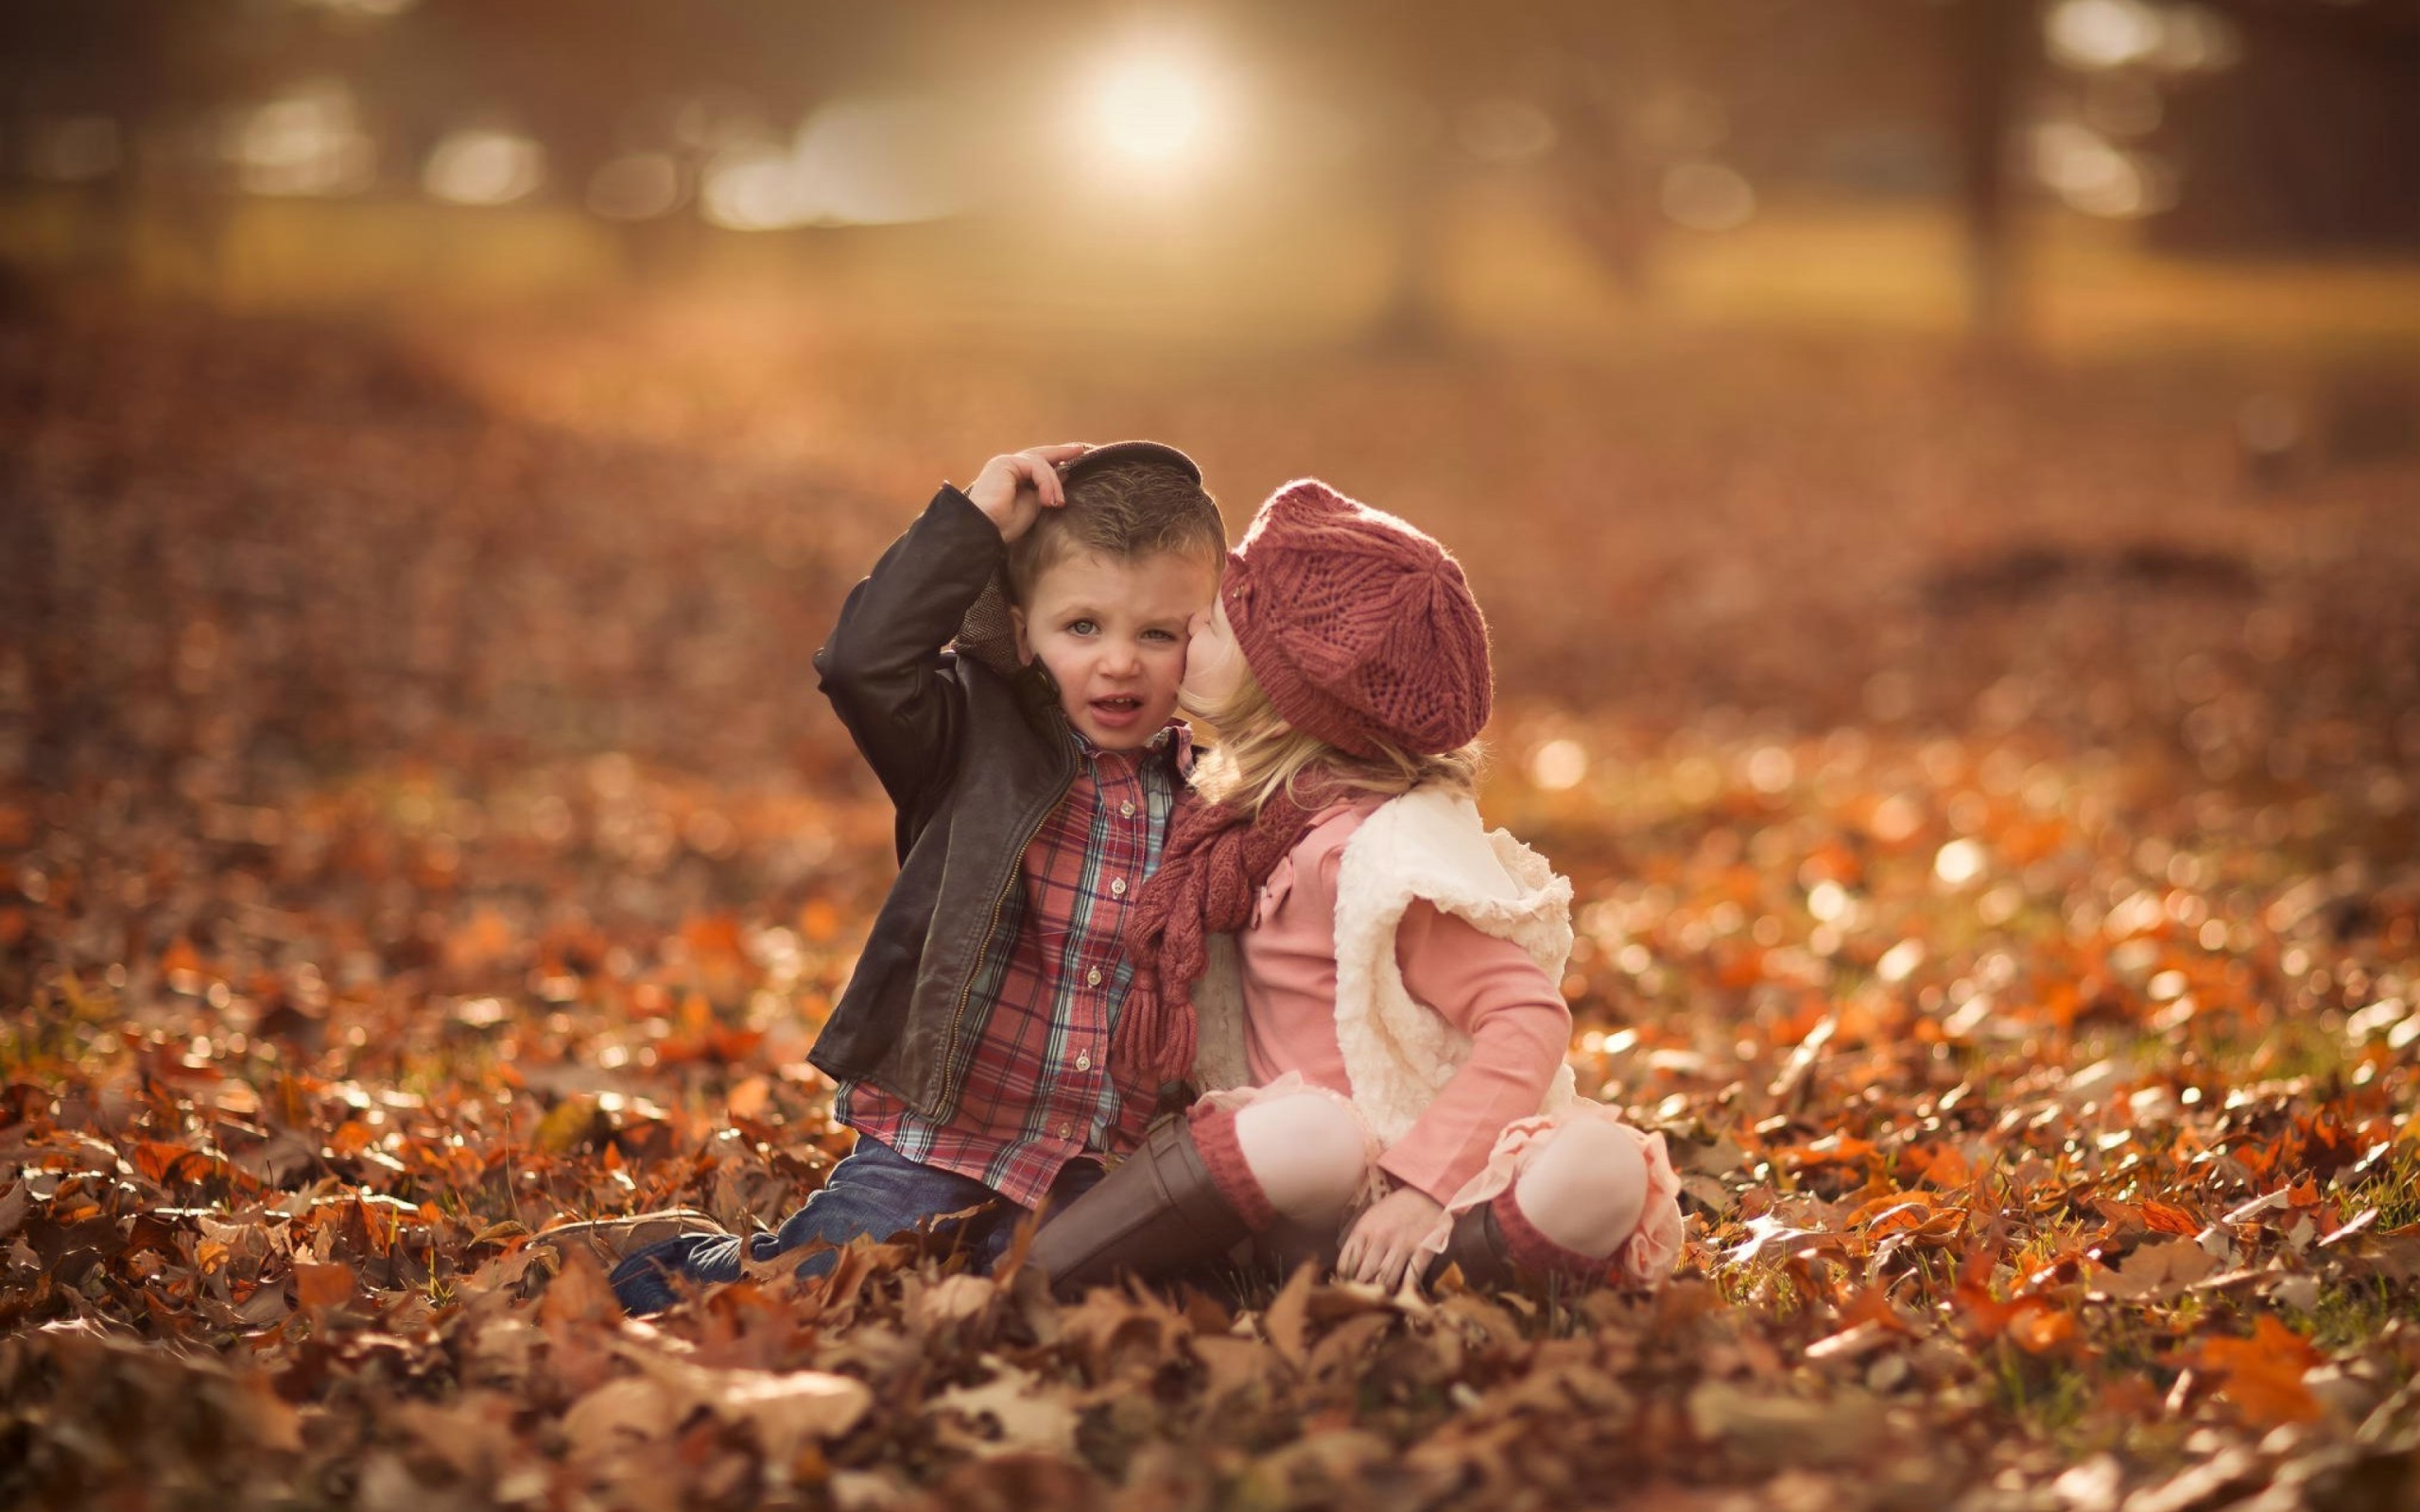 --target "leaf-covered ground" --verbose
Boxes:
[3,299,2417,1510]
